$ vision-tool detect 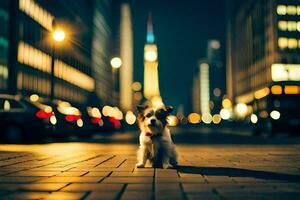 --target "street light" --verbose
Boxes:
[50,28,66,101]
[53,29,65,42]
[110,57,122,69]
[110,57,122,105]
